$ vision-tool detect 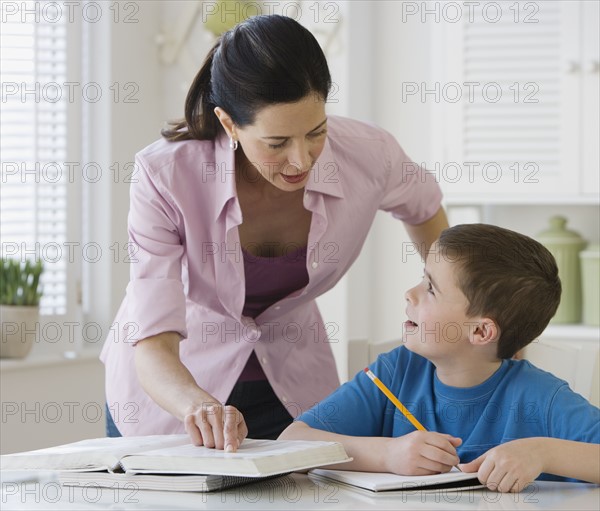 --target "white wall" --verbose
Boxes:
[84,2,164,333]
[369,1,437,345]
